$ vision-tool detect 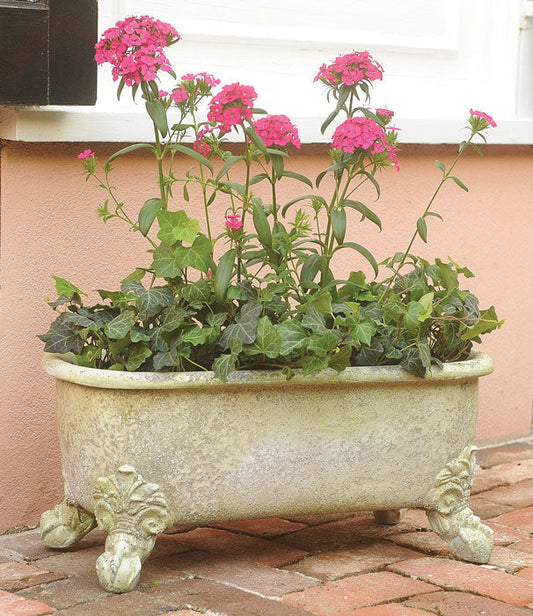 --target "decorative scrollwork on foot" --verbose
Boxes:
[426,445,494,563]
[93,465,169,593]
[40,499,96,548]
